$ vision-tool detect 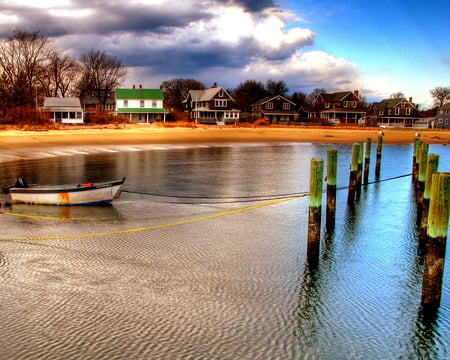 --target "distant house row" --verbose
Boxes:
[42,85,448,128]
